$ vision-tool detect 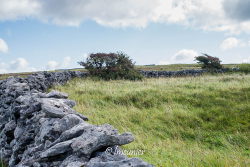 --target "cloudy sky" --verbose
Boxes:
[0,0,250,73]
